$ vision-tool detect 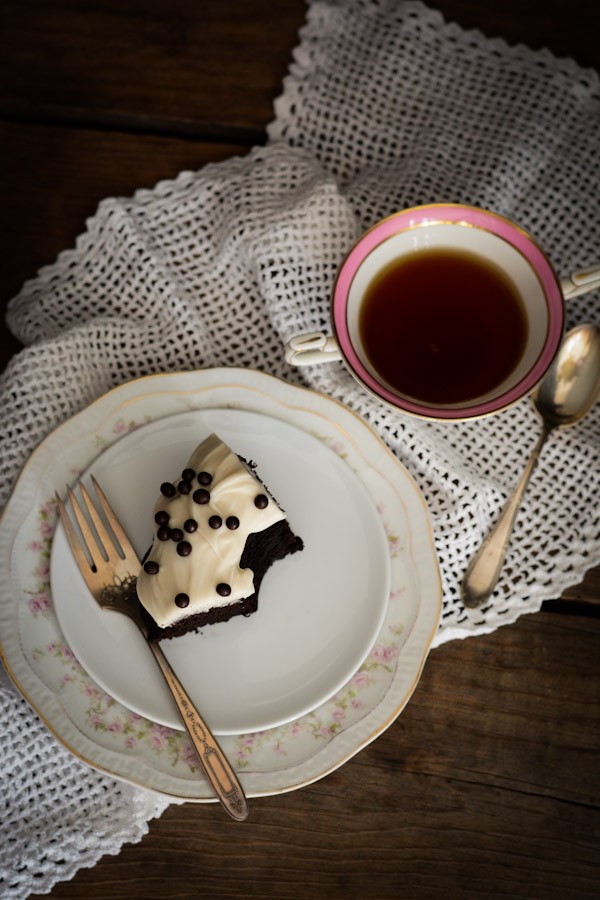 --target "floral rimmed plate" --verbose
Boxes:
[50,408,392,735]
[0,368,441,801]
